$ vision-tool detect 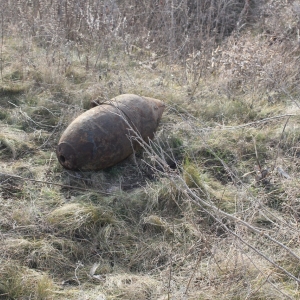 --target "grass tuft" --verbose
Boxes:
[47,202,115,236]
[0,262,56,299]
